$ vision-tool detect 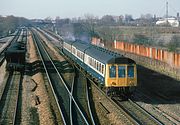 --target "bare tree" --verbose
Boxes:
[100,15,115,25]
[83,13,98,36]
